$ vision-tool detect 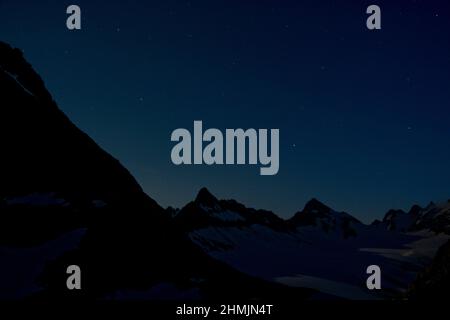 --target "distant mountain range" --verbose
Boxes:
[1,41,449,301]
[373,201,450,234]
[171,187,450,299]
